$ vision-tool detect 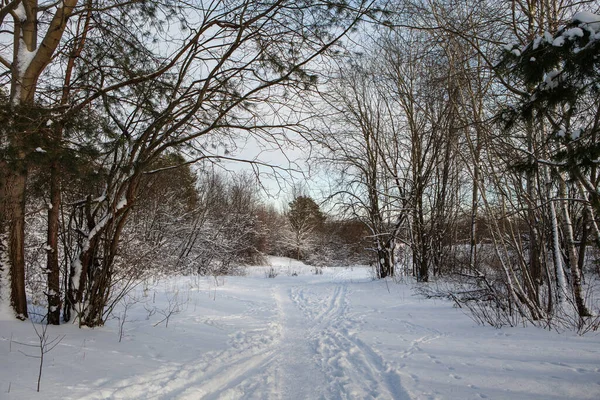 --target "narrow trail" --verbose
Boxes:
[287,283,410,400]
[8,267,598,400]
[79,279,411,400]
[273,286,329,399]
